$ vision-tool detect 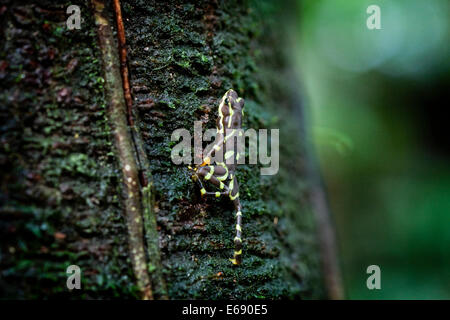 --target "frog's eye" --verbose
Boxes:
[225,98,229,105]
